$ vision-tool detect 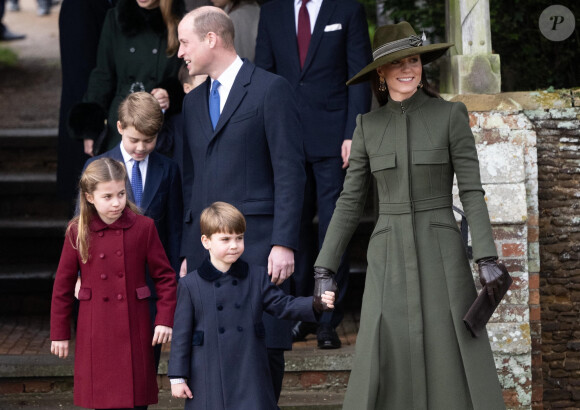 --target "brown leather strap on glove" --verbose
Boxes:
[477,257,509,305]
[313,266,338,313]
